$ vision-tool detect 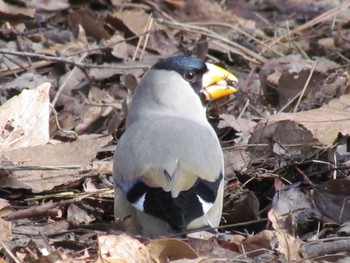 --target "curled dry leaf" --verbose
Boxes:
[146,238,198,263]
[98,234,155,263]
